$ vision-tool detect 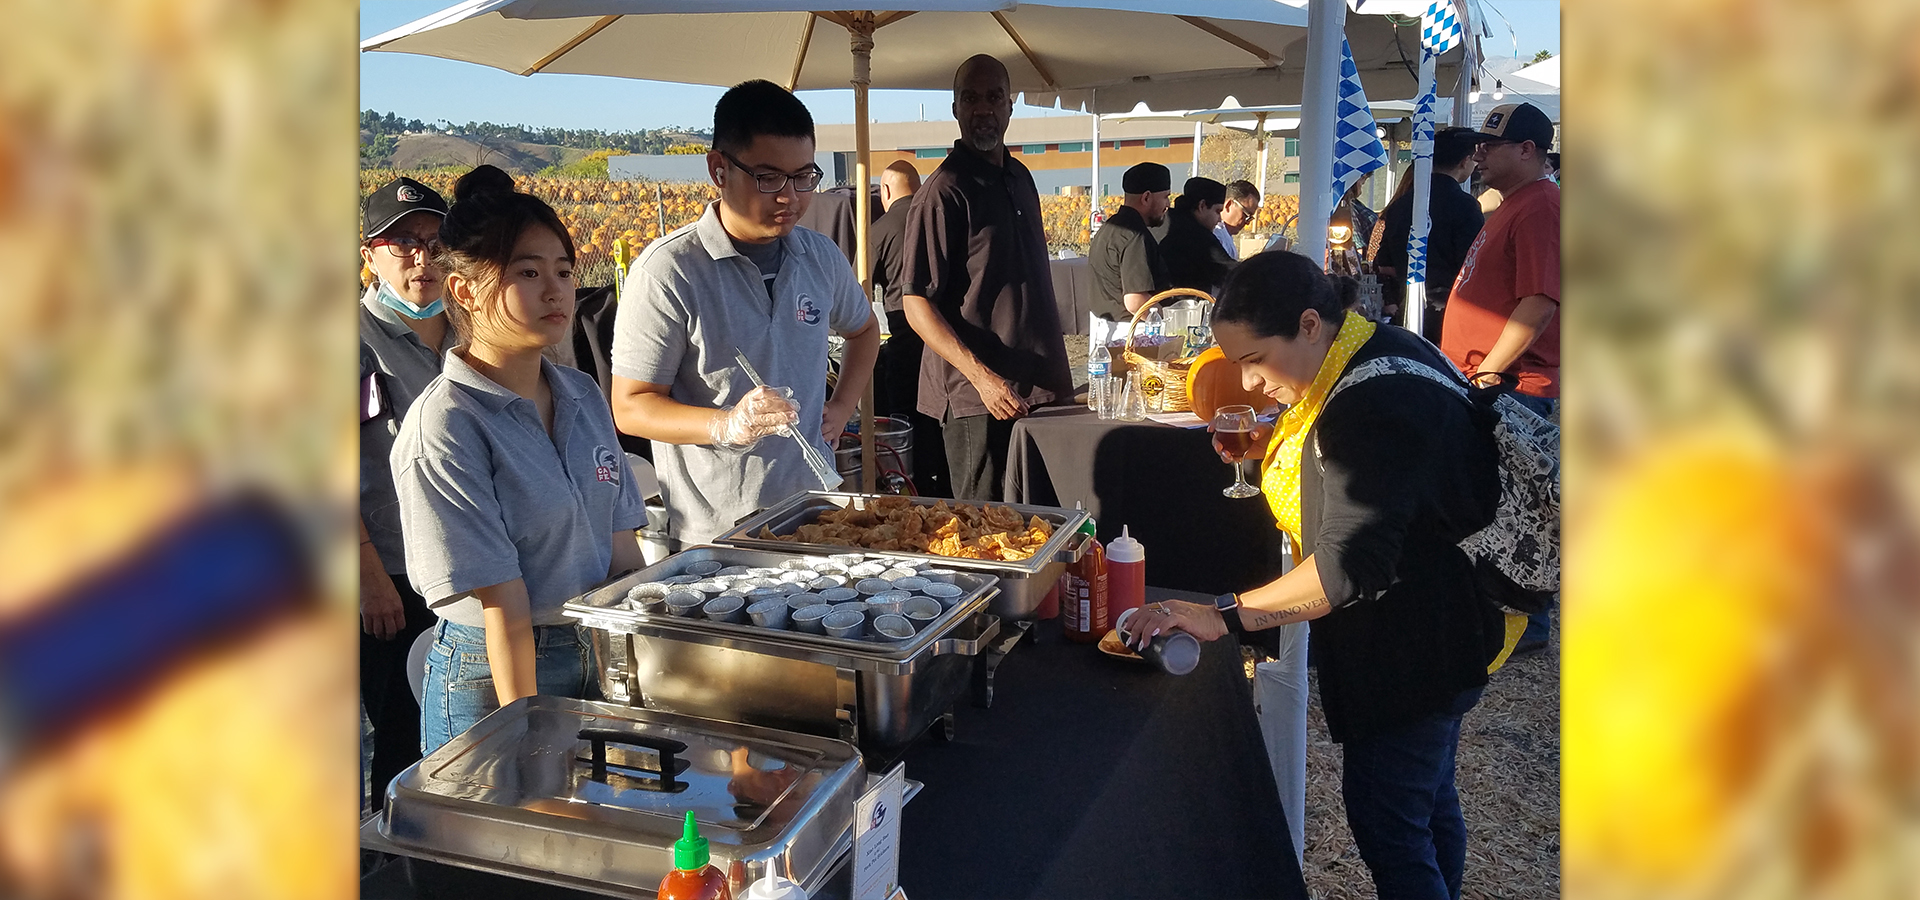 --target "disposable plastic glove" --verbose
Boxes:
[708,385,800,450]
